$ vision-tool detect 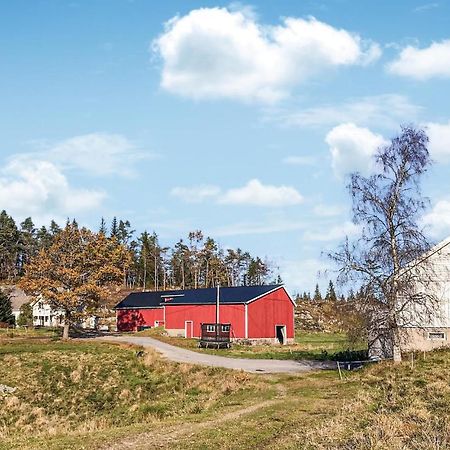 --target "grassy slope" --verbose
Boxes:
[0,339,269,449]
[1,336,449,450]
[138,327,367,360]
[168,350,450,450]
